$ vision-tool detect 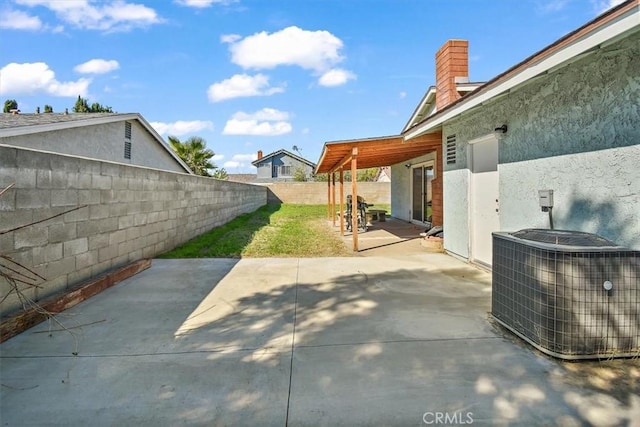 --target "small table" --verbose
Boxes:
[368,209,387,222]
